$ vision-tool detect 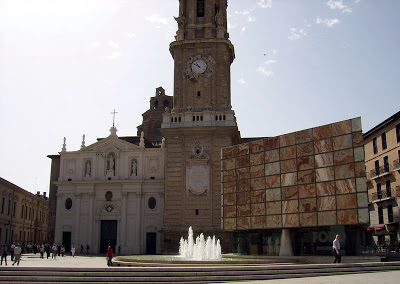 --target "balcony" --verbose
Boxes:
[371,188,394,202]
[394,159,400,171]
[369,164,393,180]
